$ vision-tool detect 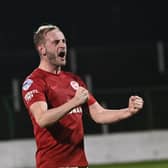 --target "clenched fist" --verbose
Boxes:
[128,96,144,114]
[73,86,89,106]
